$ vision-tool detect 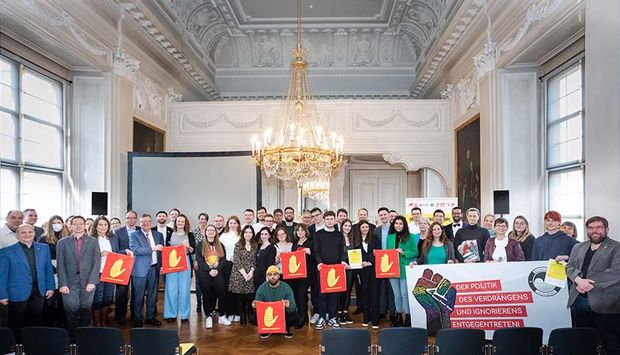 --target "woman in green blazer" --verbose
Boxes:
[386,215,419,327]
